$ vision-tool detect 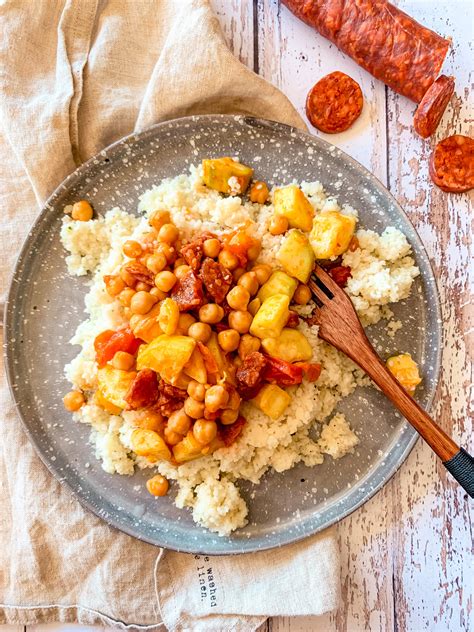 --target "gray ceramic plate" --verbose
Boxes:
[5,115,441,554]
